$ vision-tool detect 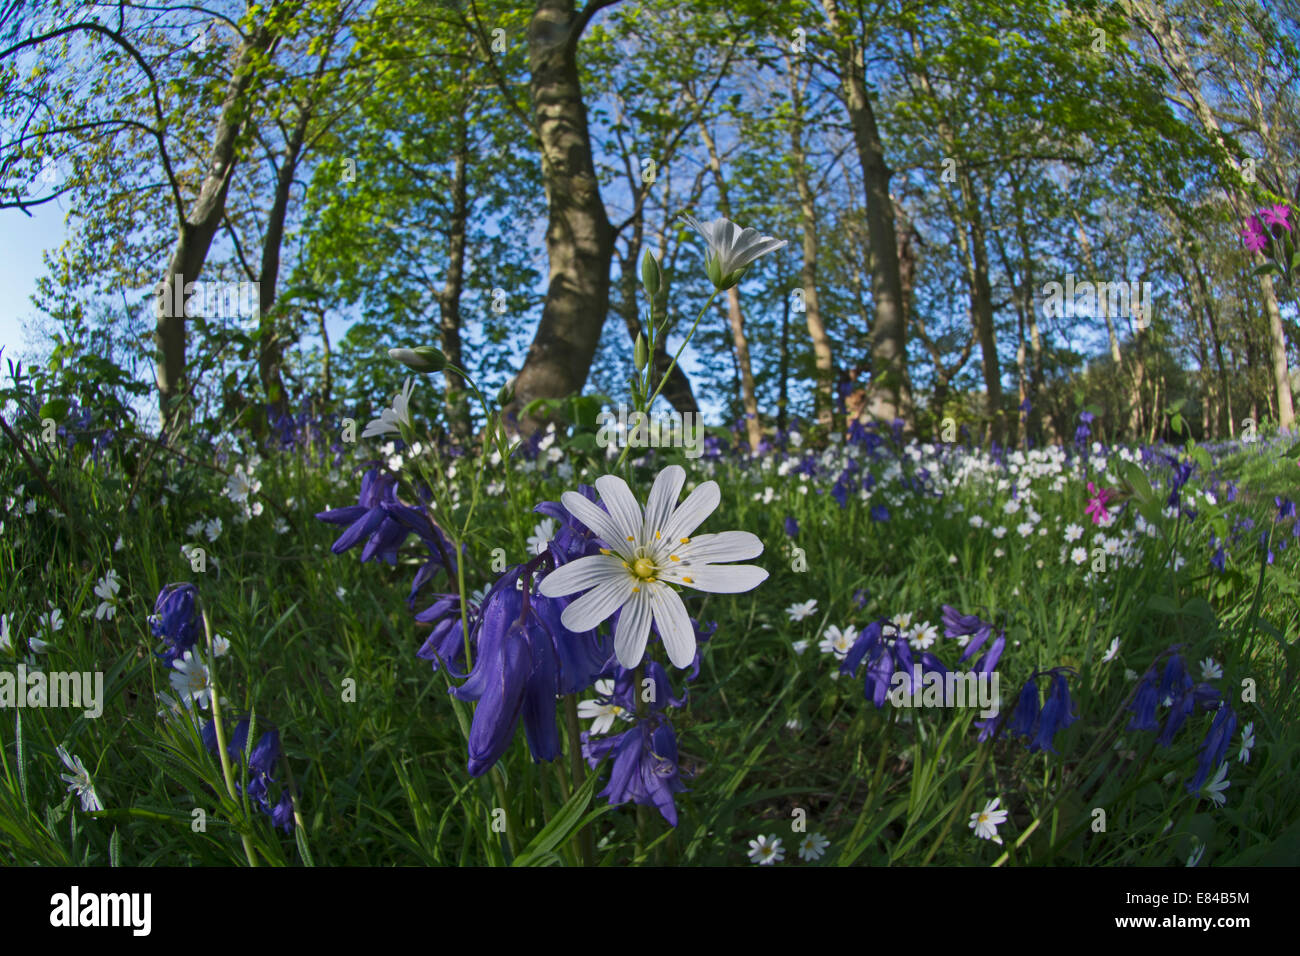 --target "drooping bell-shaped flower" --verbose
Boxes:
[452,561,609,777]
[150,583,200,665]
[583,716,687,826]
